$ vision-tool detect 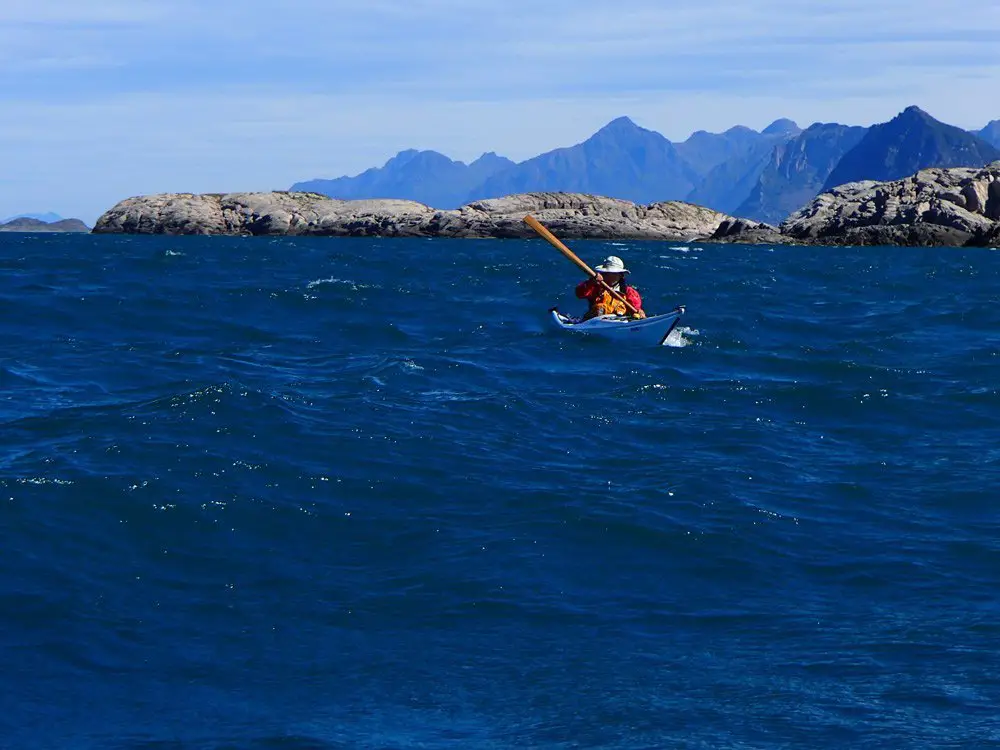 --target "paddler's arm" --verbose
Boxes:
[576,274,604,299]
[625,286,646,319]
